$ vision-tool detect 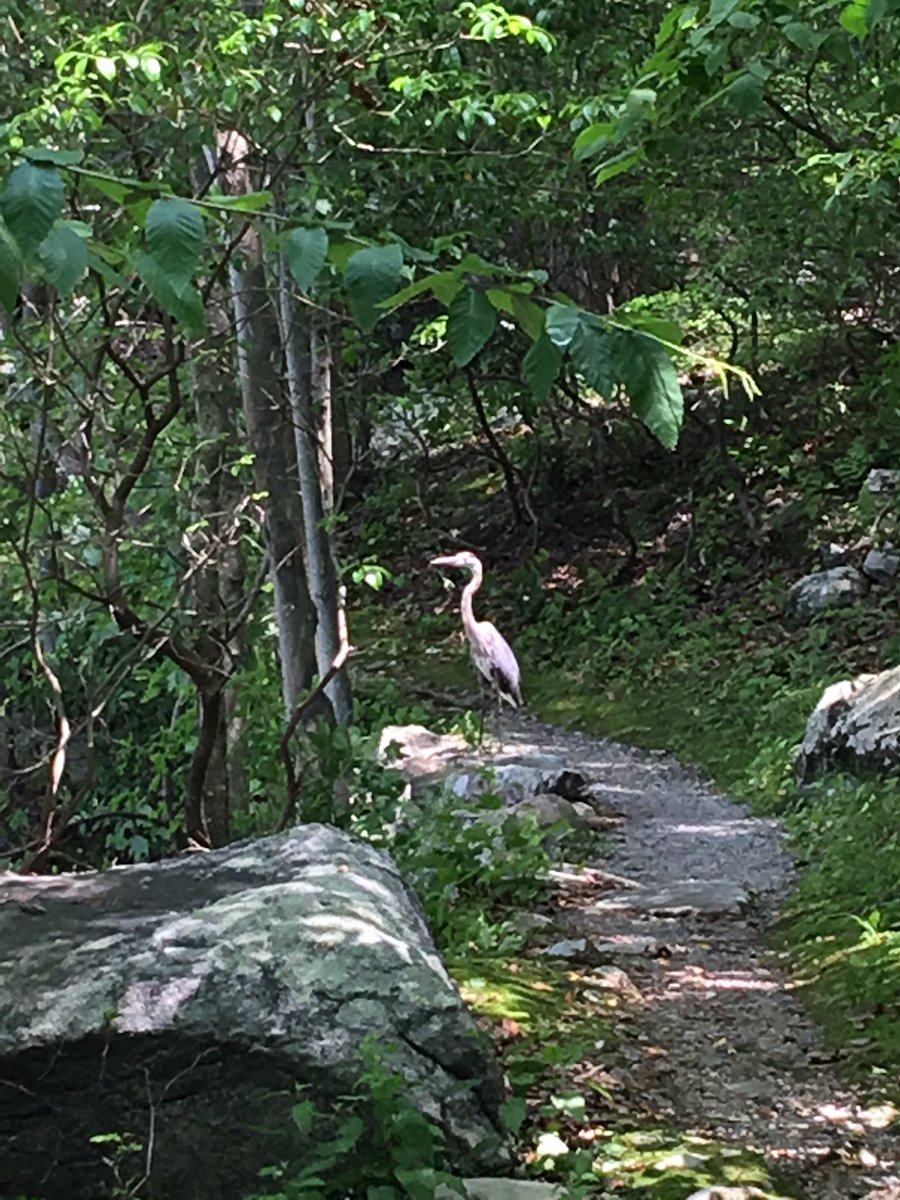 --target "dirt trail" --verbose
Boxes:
[499,713,900,1200]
